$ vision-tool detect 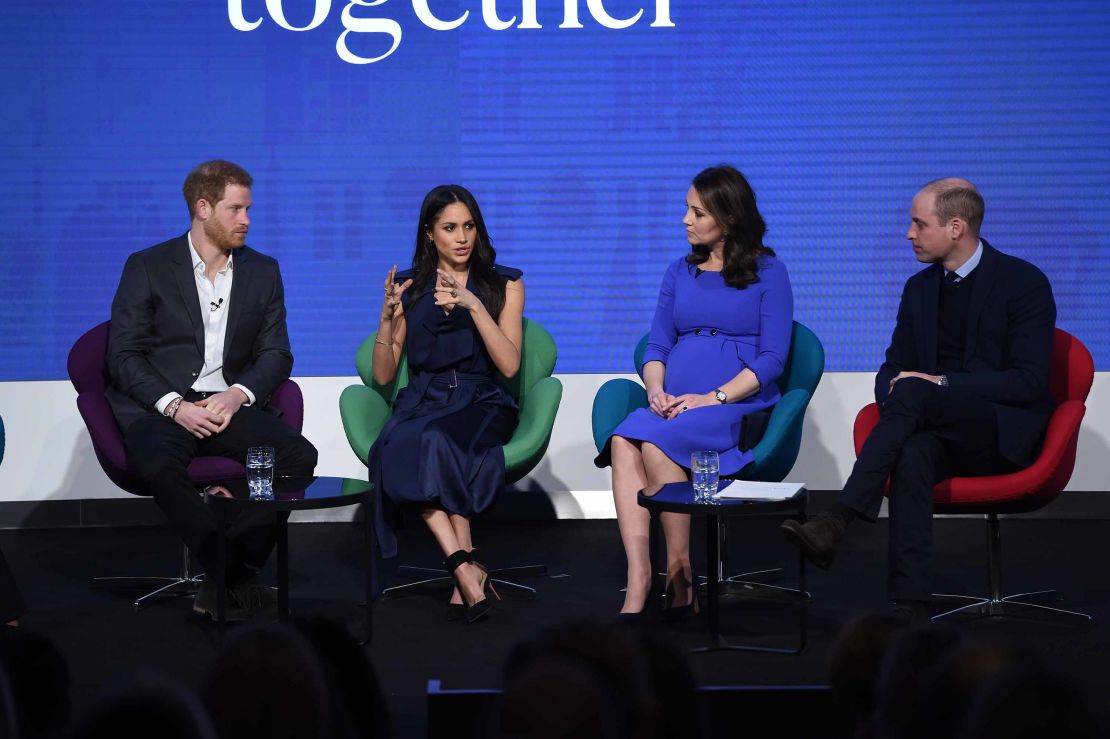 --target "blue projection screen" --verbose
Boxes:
[1,1,1108,379]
